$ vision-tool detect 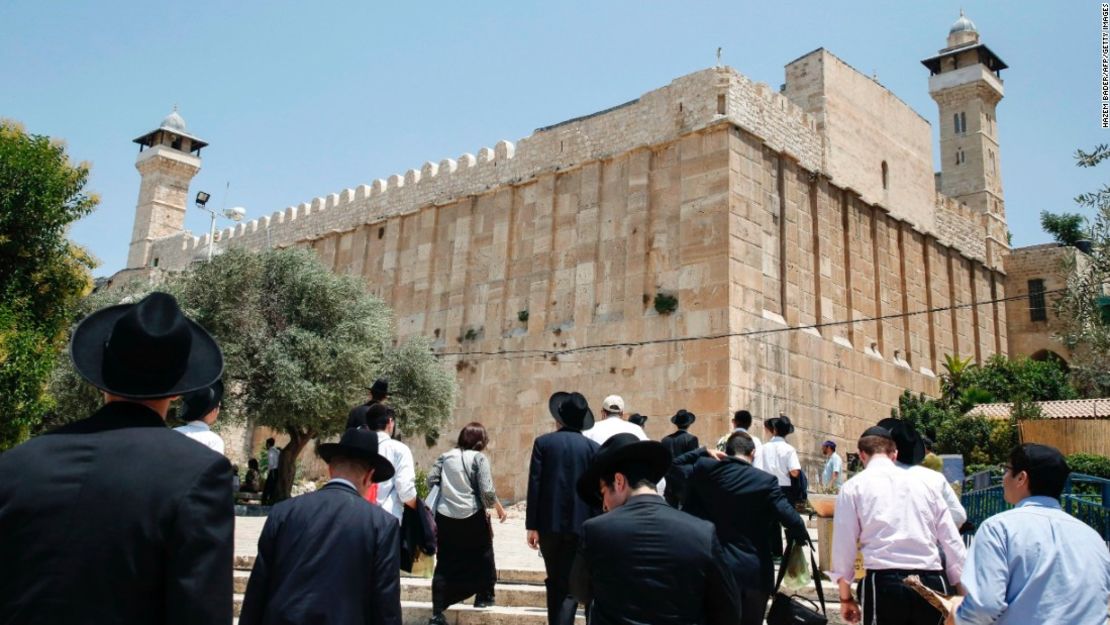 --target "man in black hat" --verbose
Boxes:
[570,433,741,625]
[526,391,600,625]
[0,292,233,624]
[174,379,226,454]
[832,426,965,625]
[660,409,699,507]
[240,430,401,625]
[877,417,966,527]
[676,431,808,625]
[367,377,390,405]
[240,427,401,625]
